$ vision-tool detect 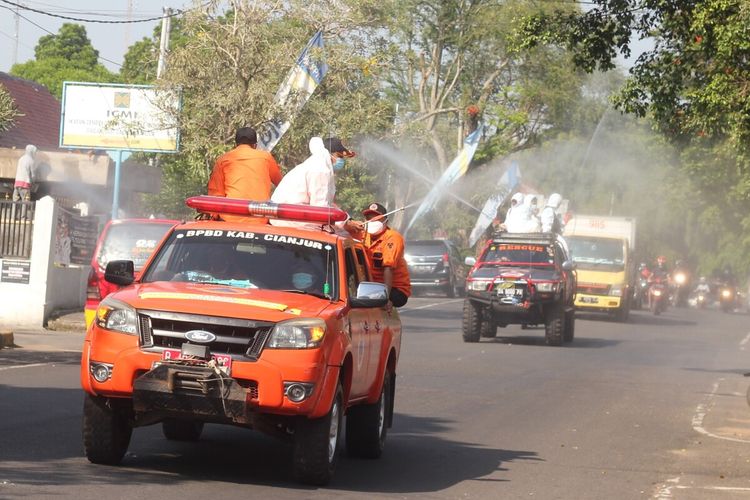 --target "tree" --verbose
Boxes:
[0,85,20,132]
[11,23,118,98]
